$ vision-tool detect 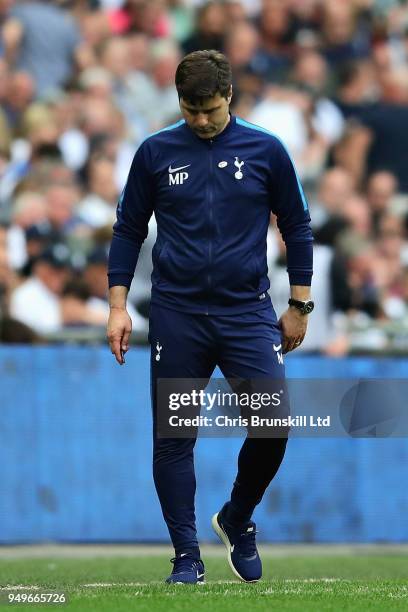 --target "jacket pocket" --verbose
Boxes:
[156,242,206,285]
[248,252,261,291]
[213,250,260,293]
[254,253,261,287]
